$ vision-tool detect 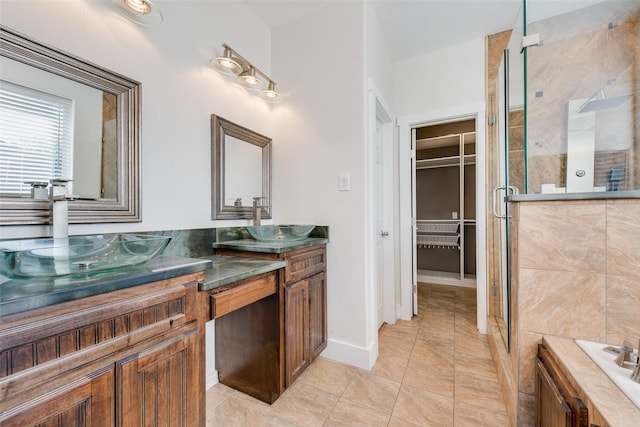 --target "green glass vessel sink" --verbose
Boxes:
[0,234,171,279]
[246,225,315,242]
